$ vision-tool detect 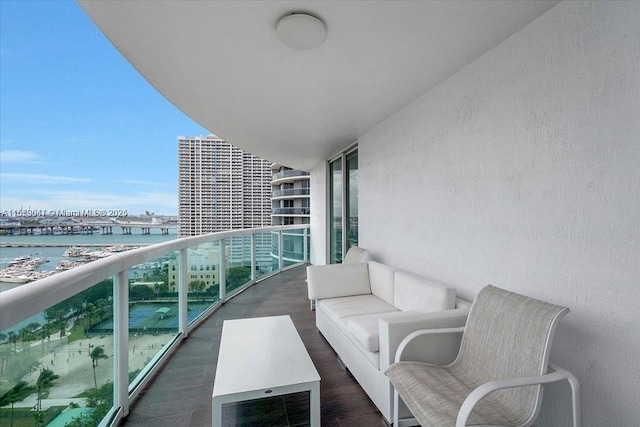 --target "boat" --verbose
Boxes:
[64,246,88,257]
[56,261,83,271]
[0,274,31,284]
